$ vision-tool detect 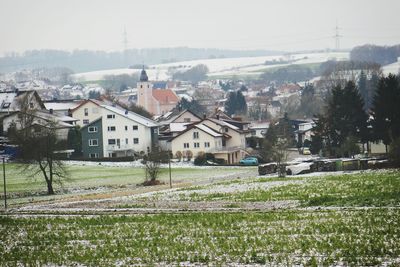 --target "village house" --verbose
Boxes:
[156,108,202,150]
[2,109,78,140]
[167,111,250,164]
[77,102,159,158]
